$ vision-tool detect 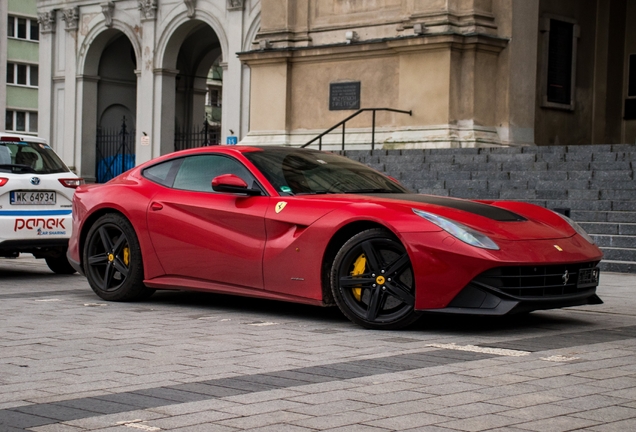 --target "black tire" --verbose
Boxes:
[330,228,421,329]
[83,213,154,301]
[45,254,77,275]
